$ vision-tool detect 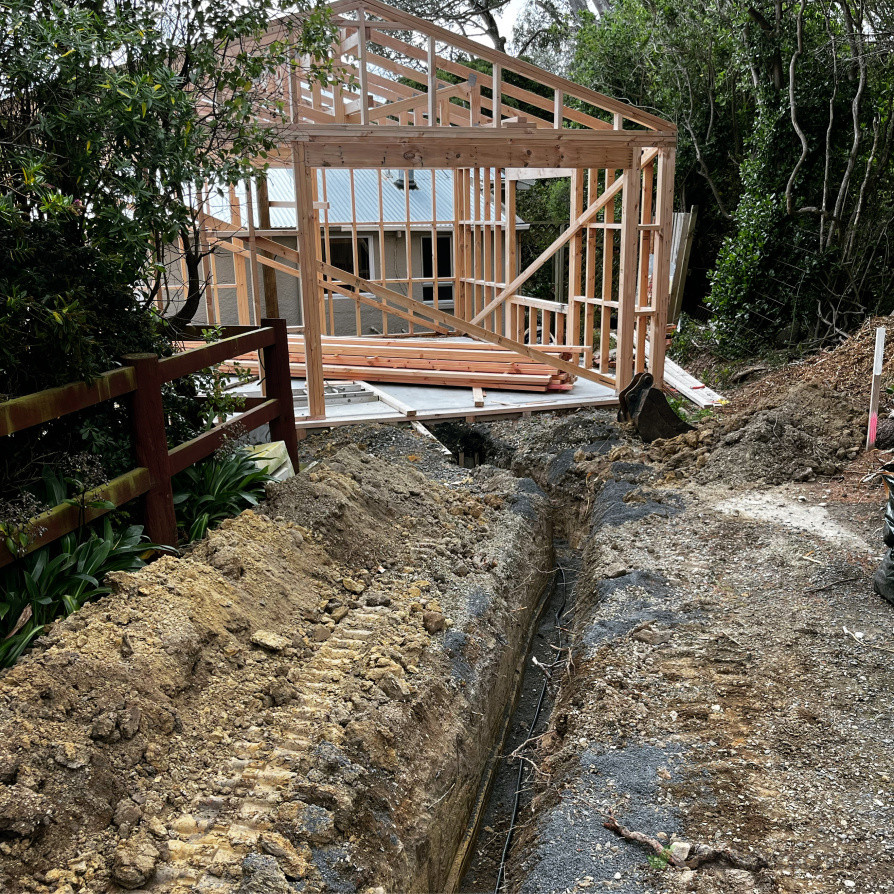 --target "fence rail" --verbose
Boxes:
[0,318,298,569]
